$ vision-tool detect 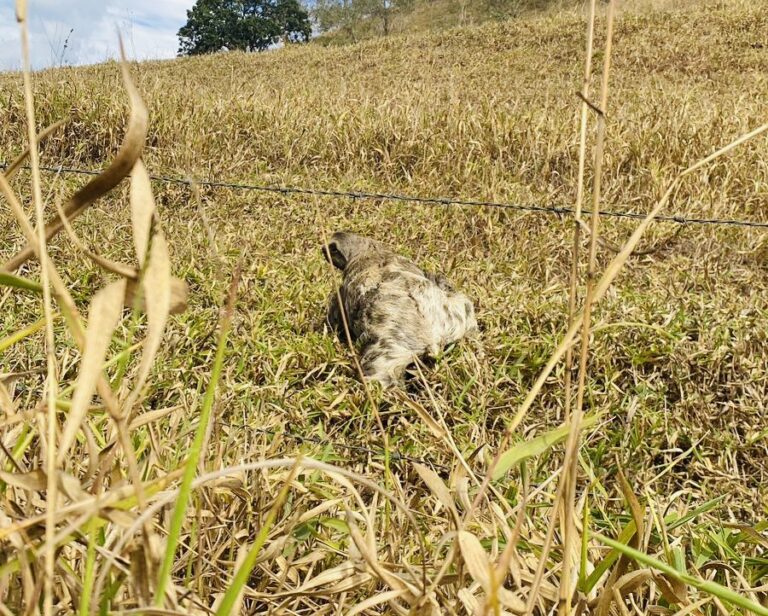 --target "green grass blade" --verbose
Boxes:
[493,413,599,480]
[0,271,42,293]
[0,315,51,353]
[591,532,768,616]
[665,495,727,531]
[583,521,637,592]
[583,494,727,593]
[78,518,99,616]
[154,263,242,605]
[214,460,301,616]
[579,488,590,589]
